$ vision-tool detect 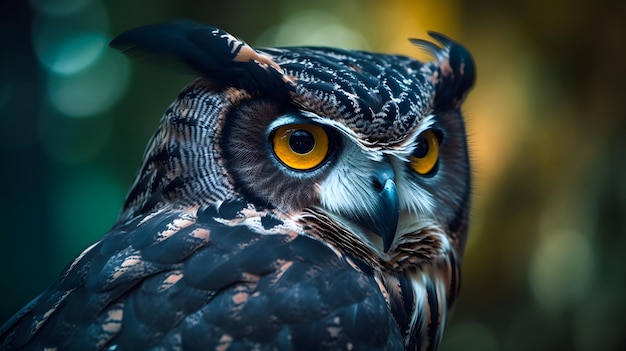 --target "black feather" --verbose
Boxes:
[410,32,476,108]
[110,20,292,99]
